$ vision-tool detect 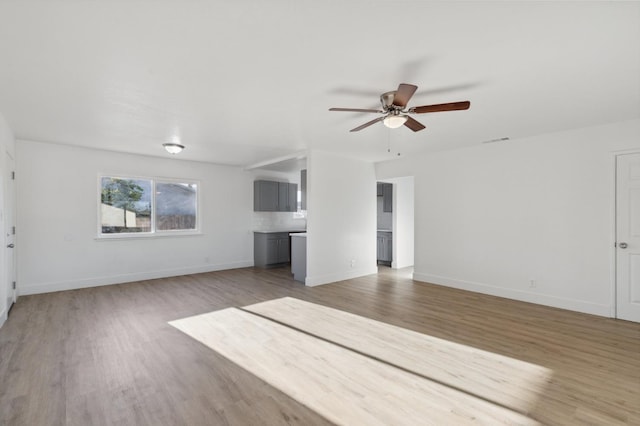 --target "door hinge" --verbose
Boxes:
[12,226,15,235]
[12,281,16,290]
[11,171,15,180]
